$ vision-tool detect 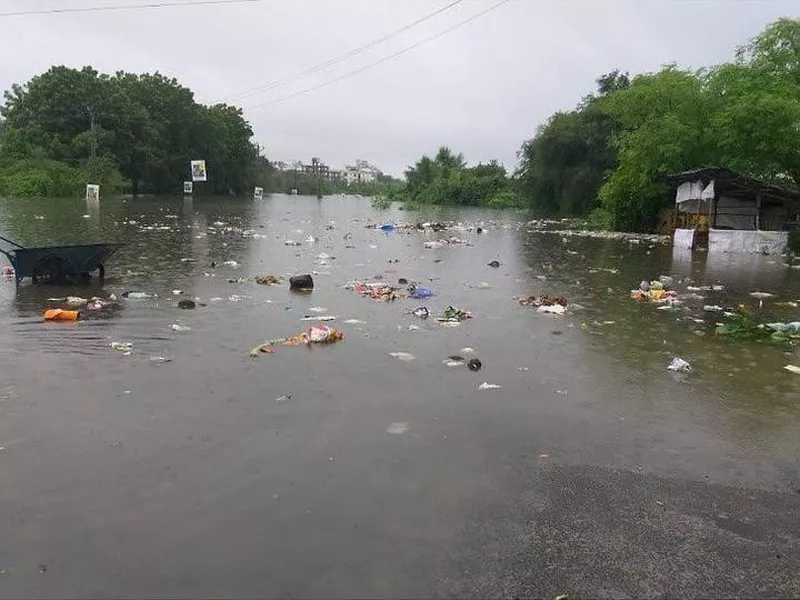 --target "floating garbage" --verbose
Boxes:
[461,347,475,355]
[380,224,395,233]
[443,357,465,367]
[254,275,280,285]
[275,394,291,404]
[749,291,775,299]
[424,241,446,250]
[178,299,196,309]
[667,357,692,372]
[171,323,192,332]
[467,358,482,372]
[67,296,87,307]
[300,315,337,322]
[517,294,567,308]
[347,280,398,302]
[222,260,239,268]
[765,322,800,333]
[386,422,409,434]
[537,304,566,315]
[43,309,79,321]
[249,326,344,356]
[703,305,724,312]
[411,307,430,319]
[149,356,172,363]
[122,291,155,299]
[478,382,502,390]
[389,352,416,362]
[487,260,501,268]
[110,341,133,355]
[343,319,365,324]
[784,365,800,375]
[409,285,434,299]
[284,240,302,246]
[439,306,472,322]
[630,279,678,304]
[289,274,314,292]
